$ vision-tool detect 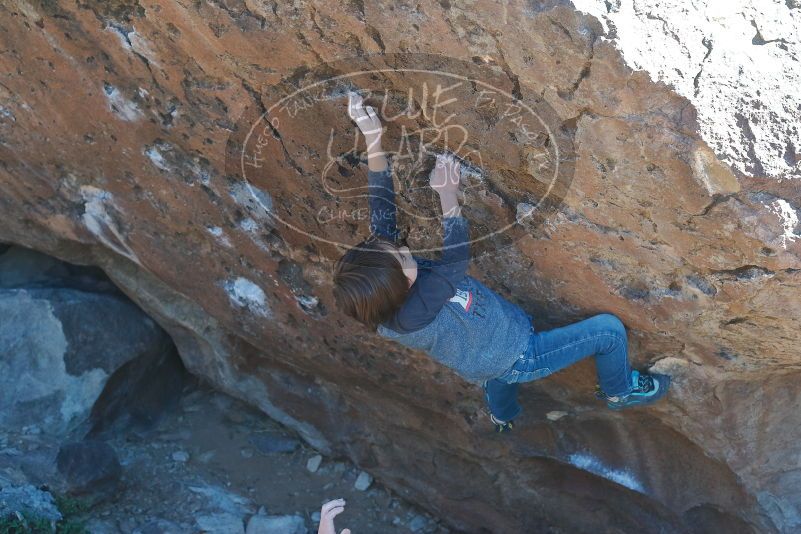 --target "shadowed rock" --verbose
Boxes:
[56,440,122,496]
